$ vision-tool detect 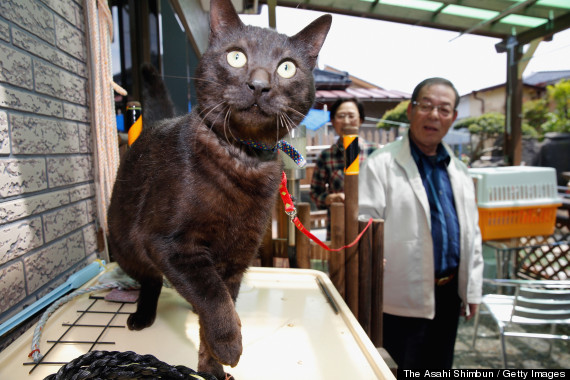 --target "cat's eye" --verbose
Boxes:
[277,61,296,79]
[227,51,247,68]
